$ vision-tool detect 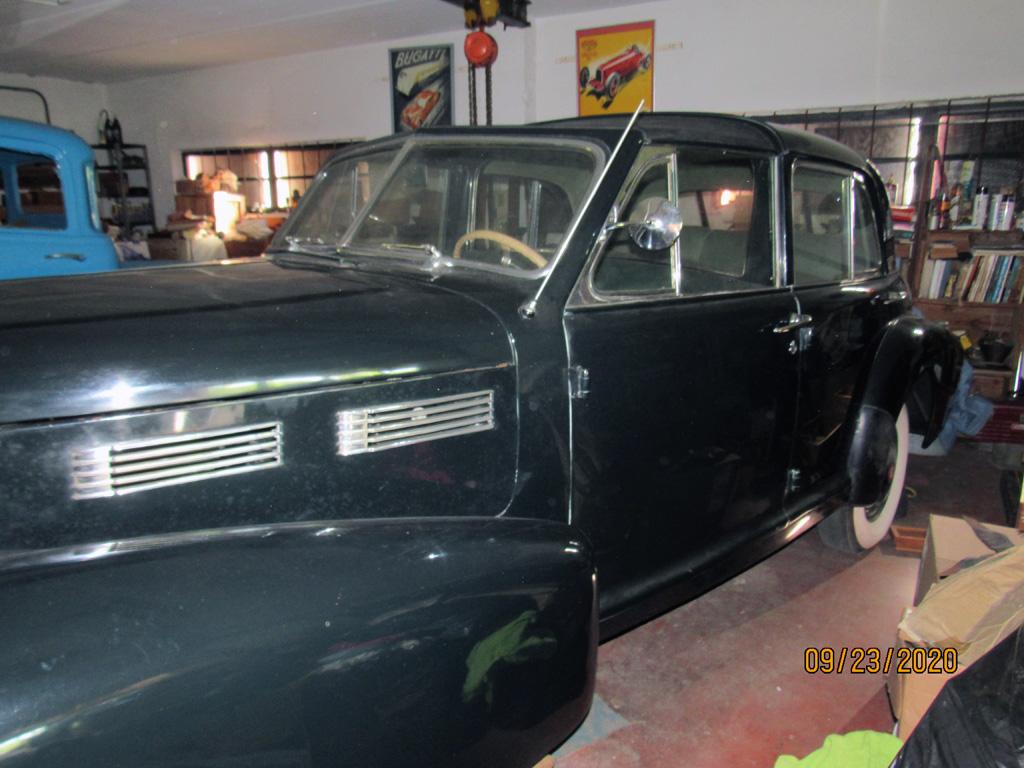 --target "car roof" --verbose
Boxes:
[326,112,871,177]
[537,112,869,171]
[0,115,95,162]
